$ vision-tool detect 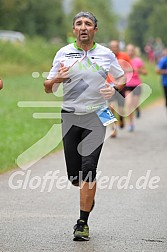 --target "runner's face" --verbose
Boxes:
[126,45,135,57]
[110,42,120,55]
[73,17,97,43]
